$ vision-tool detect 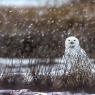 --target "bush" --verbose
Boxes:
[0,2,95,58]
